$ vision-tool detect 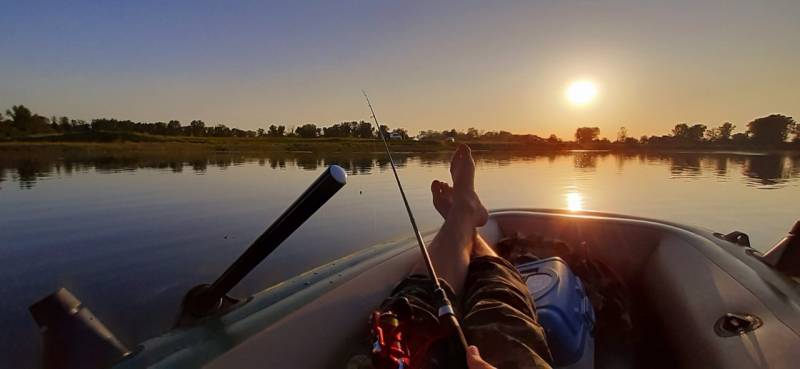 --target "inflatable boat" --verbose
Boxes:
[28,166,800,369]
